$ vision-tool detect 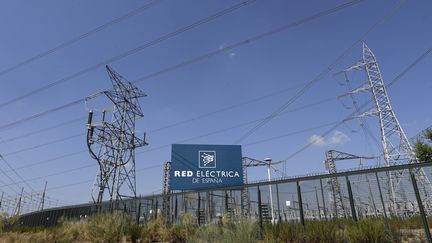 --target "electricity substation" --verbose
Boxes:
[11,43,432,240]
